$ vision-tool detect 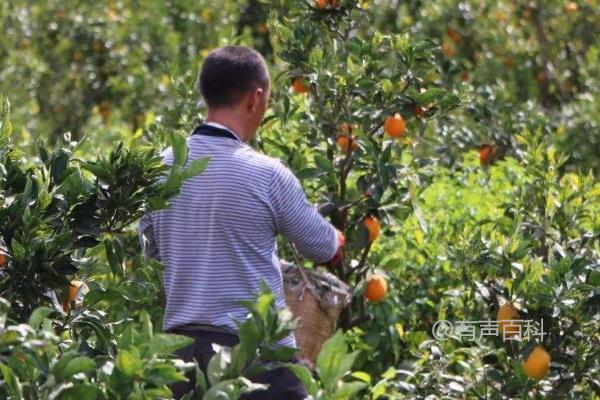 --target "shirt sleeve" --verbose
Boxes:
[139,212,160,261]
[268,161,338,263]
